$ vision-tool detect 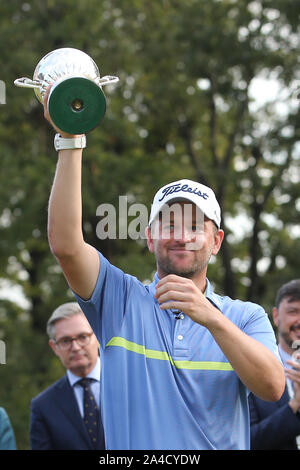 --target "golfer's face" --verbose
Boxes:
[148,202,222,279]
